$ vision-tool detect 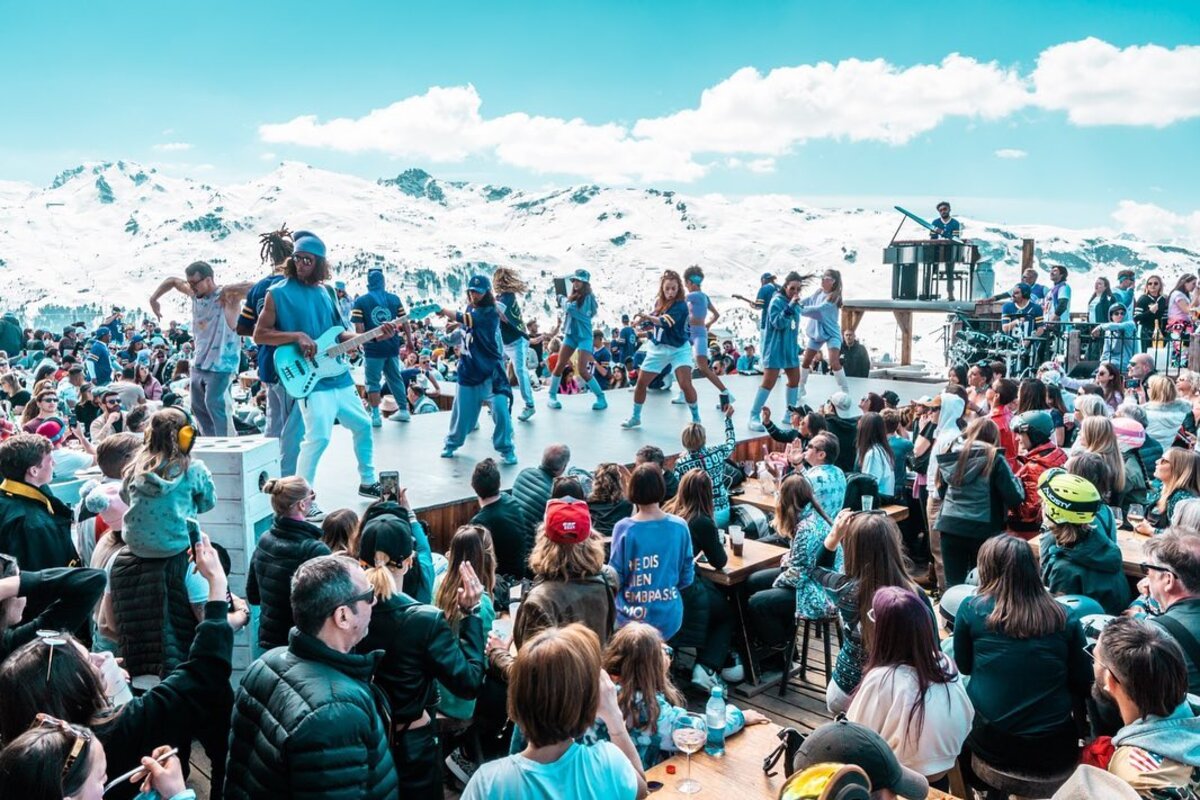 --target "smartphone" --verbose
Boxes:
[380,471,400,499]
[553,277,568,298]
[186,517,202,555]
[68,411,77,427]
